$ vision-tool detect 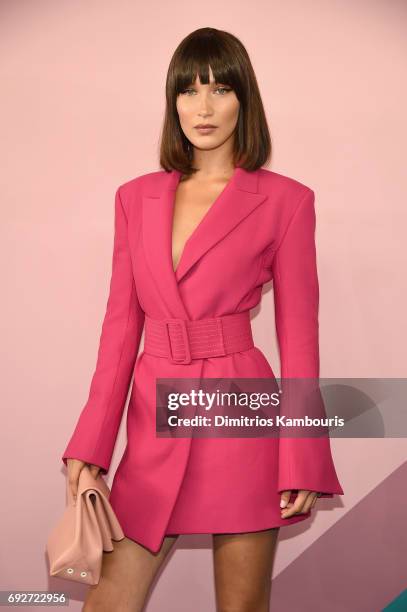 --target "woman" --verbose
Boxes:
[62,27,344,611]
